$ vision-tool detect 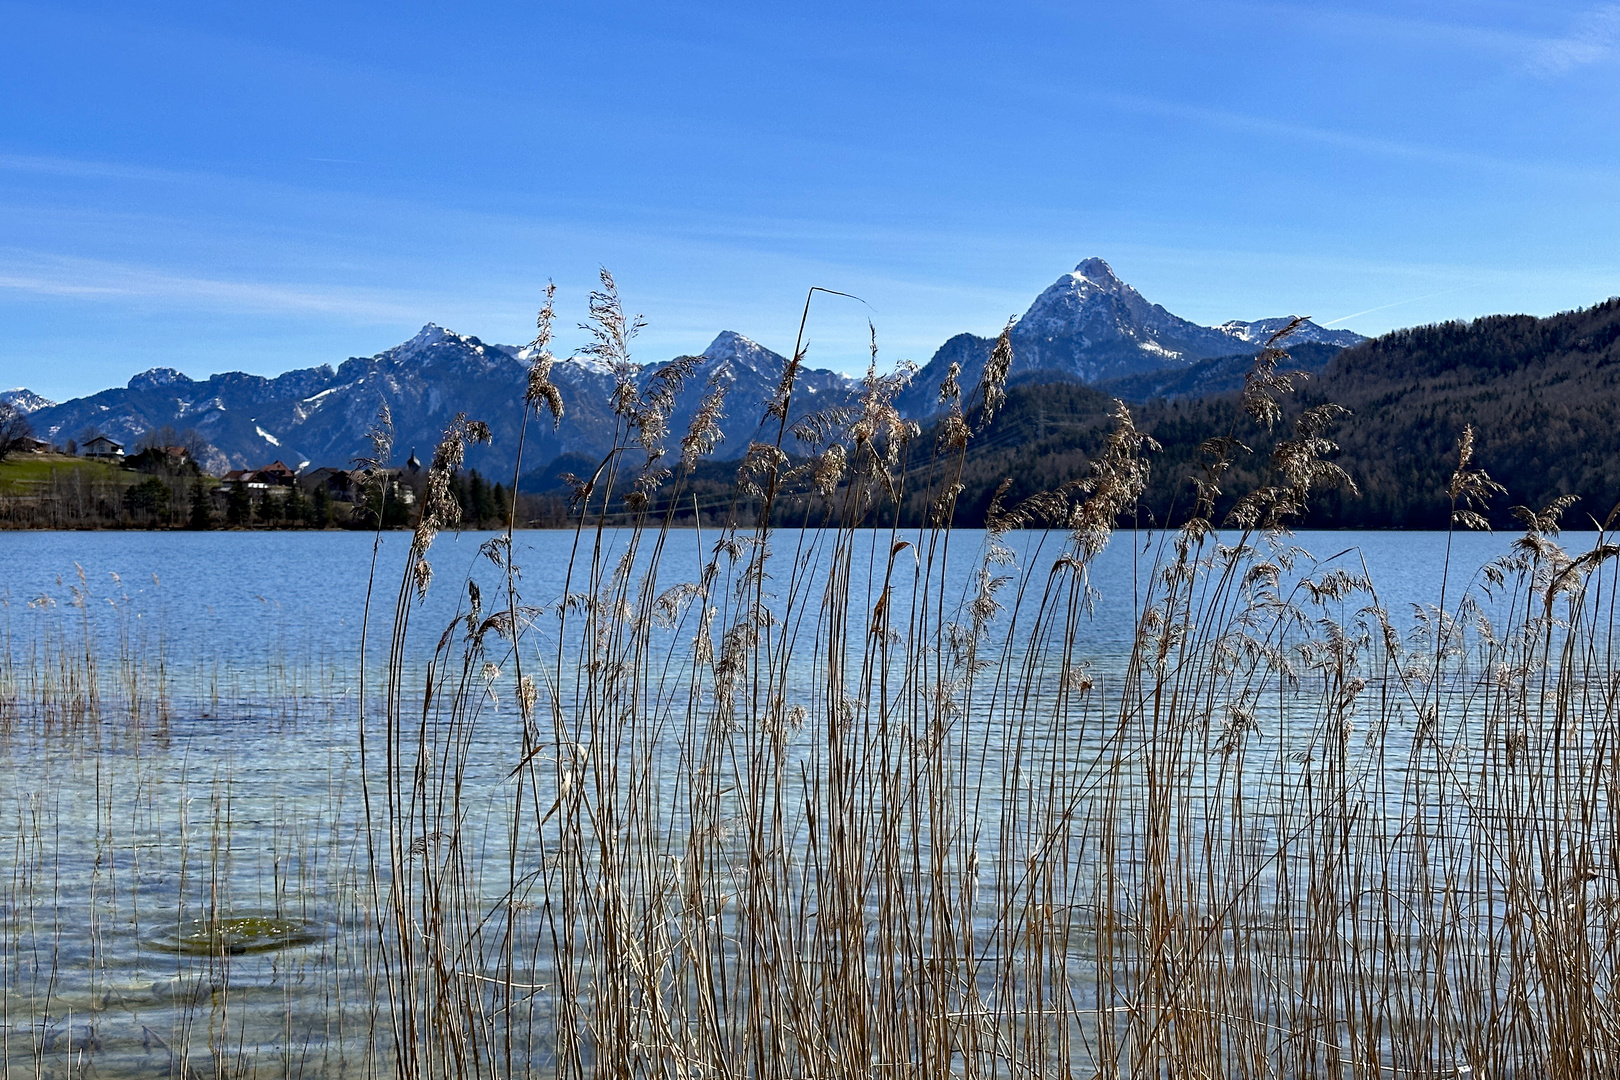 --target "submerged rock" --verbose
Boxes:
[39,1022,100,1053]
[159,914,322,955]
